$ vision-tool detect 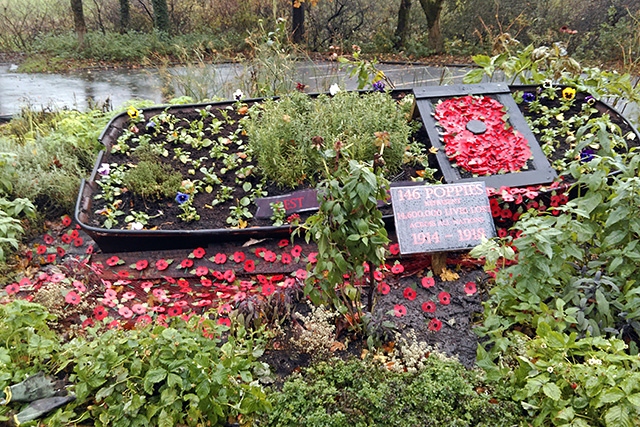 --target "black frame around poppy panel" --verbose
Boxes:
[414,82,557,188]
